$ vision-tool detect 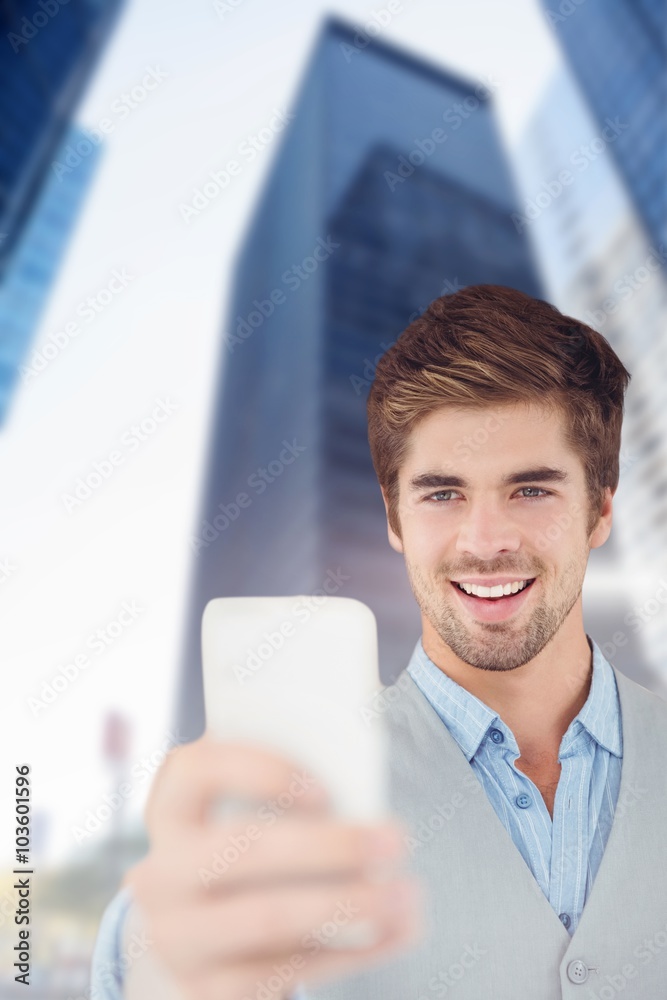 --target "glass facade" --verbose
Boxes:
[0,0,123,422]
[0,0,123,272]
[0,126,101,423]
[542,0,667,255]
